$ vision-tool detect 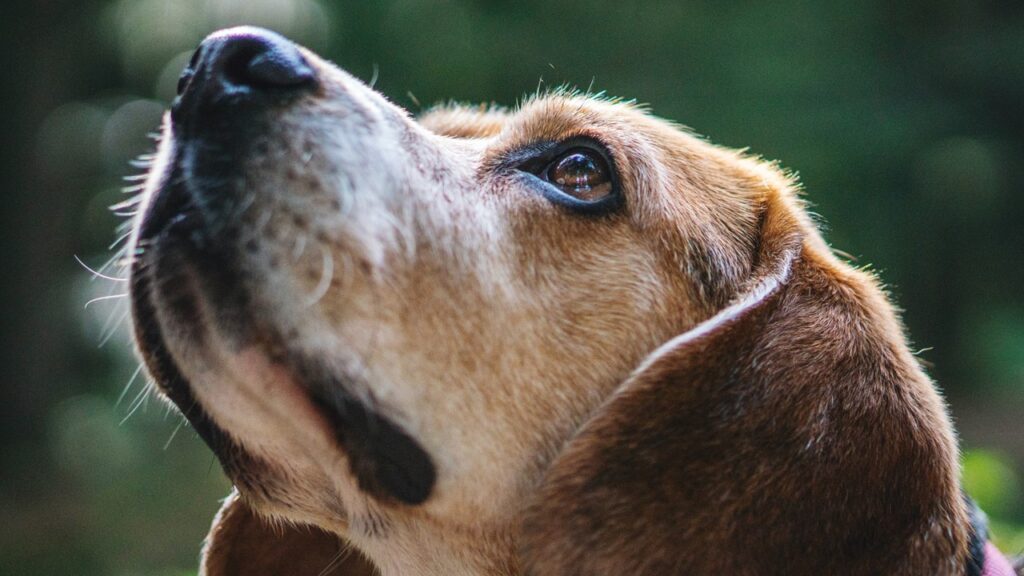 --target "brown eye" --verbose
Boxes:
[546,149,612,201]
[513,138,622,214]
